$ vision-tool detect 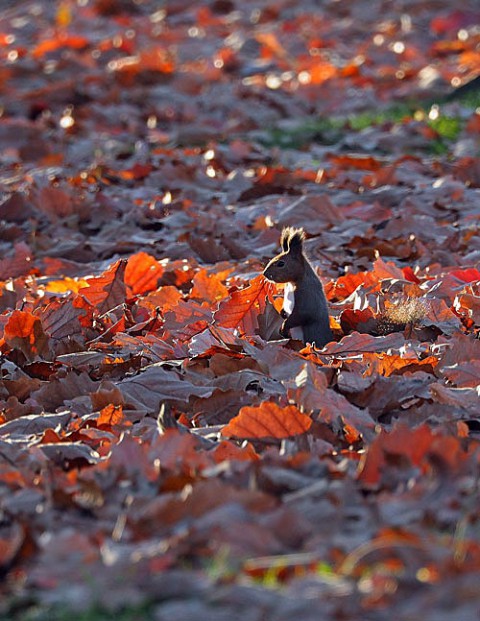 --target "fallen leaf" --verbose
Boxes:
[4,310,50,360]
[125,252,164,296]
[214,275,275,334]
[79,260,127,314]
[222,402,312,439]
[98,403,124,426]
